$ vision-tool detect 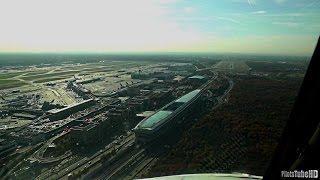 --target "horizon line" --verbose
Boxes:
[0,51,311,57]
